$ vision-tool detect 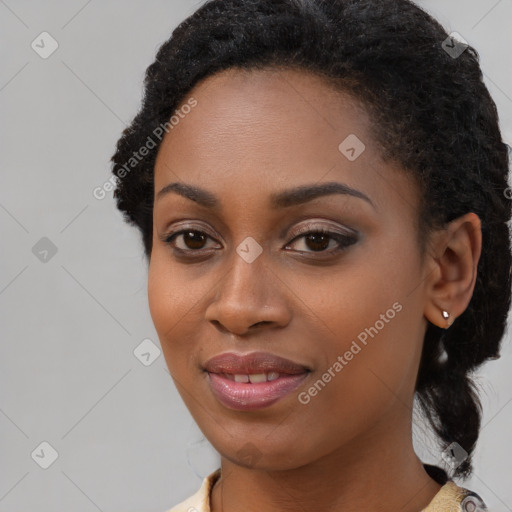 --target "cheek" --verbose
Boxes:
[147,250,201,331]
[300,242,422,399]
[147,257,174,333]
[295,252,408,344]
[147,252,216,377]
[147,255,195,365]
